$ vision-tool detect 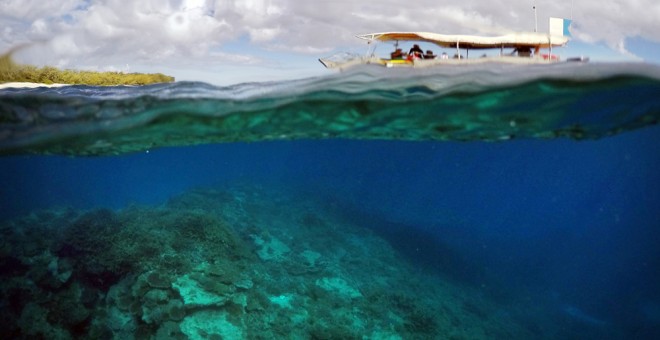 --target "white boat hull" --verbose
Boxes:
[319,55,567,71]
